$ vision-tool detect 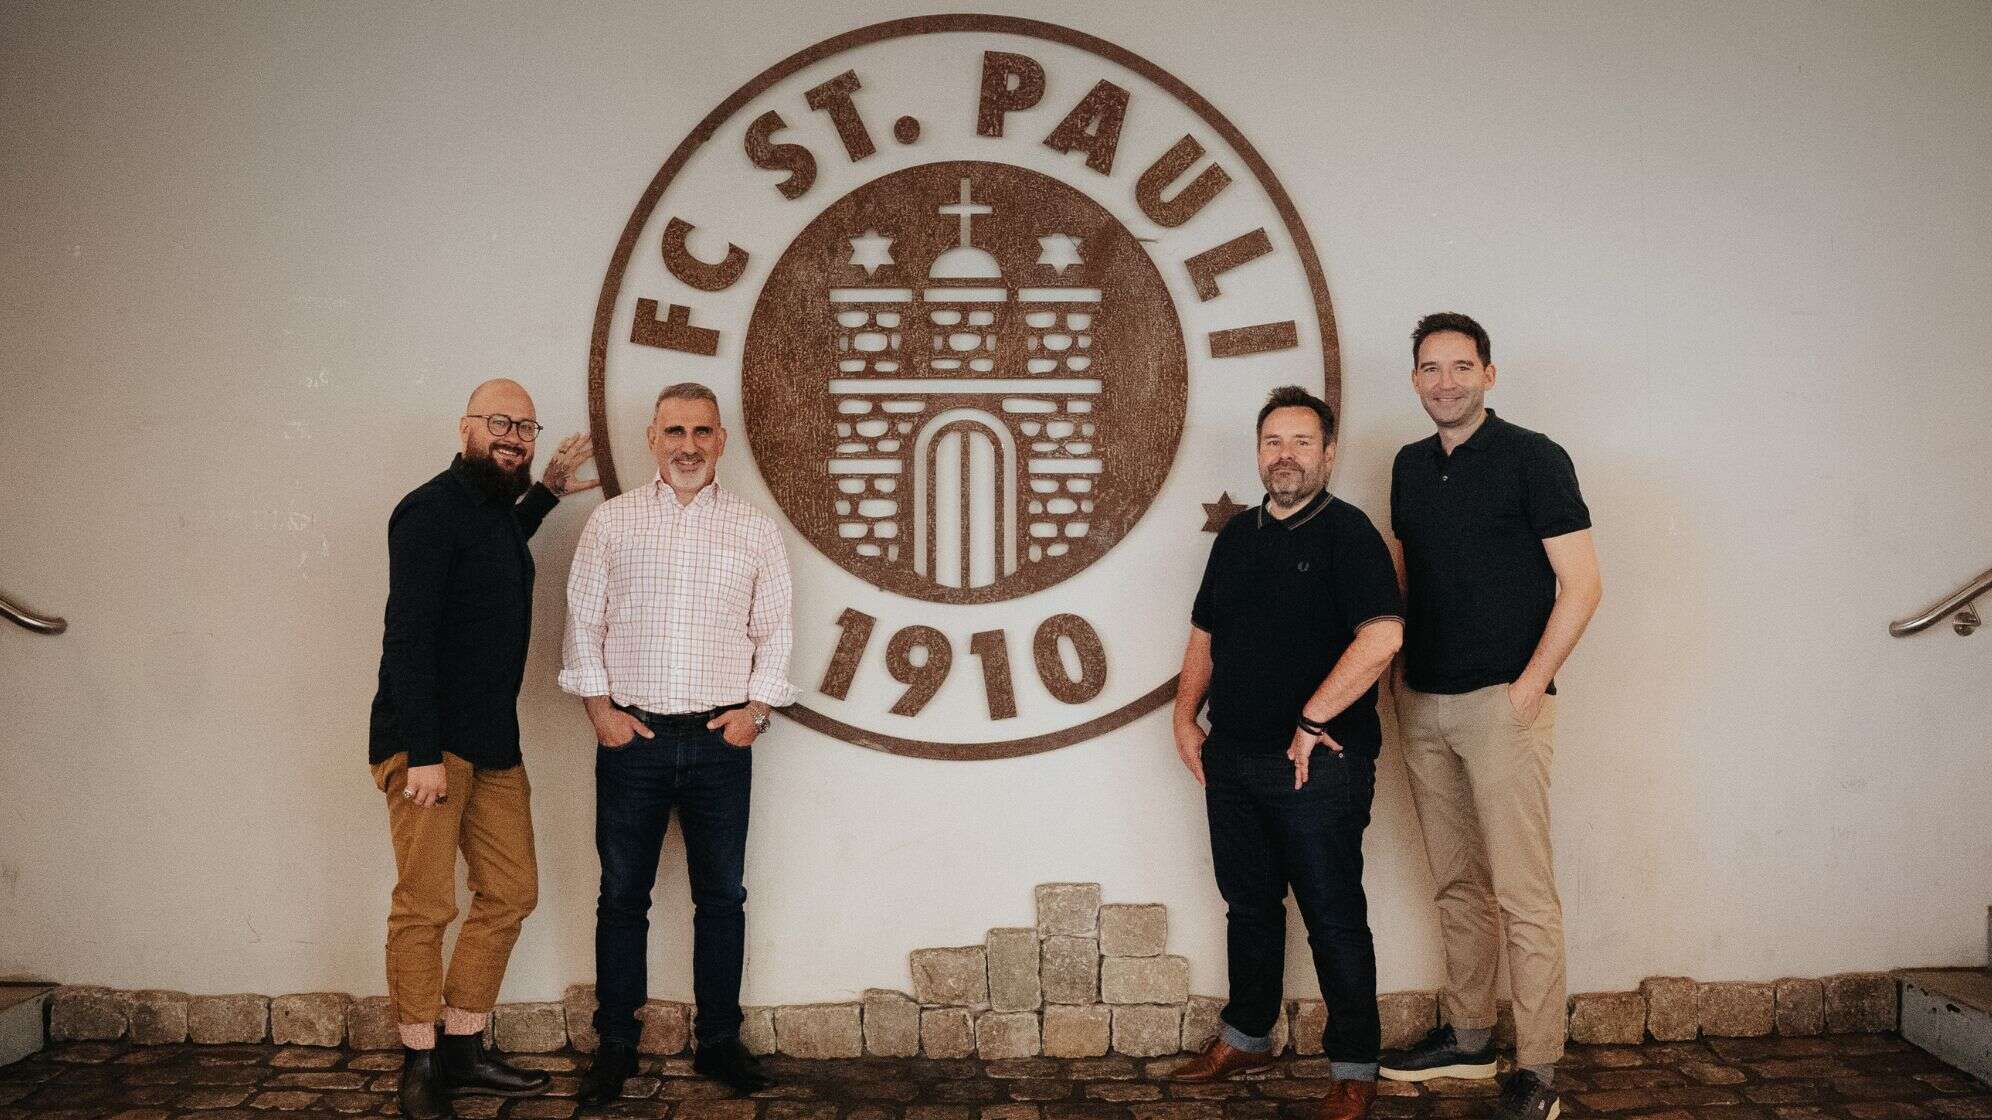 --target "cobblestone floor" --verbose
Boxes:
[2,1033,1988,1119]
